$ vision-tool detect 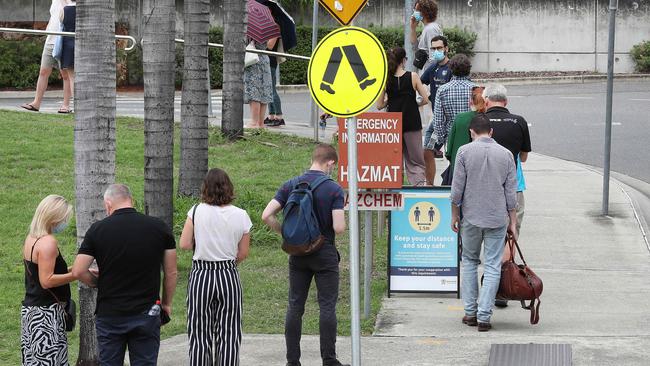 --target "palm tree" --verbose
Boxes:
[221,0,247,139]
[142,0,176,227]
[178,0,210,197]
[74,0,117,364]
